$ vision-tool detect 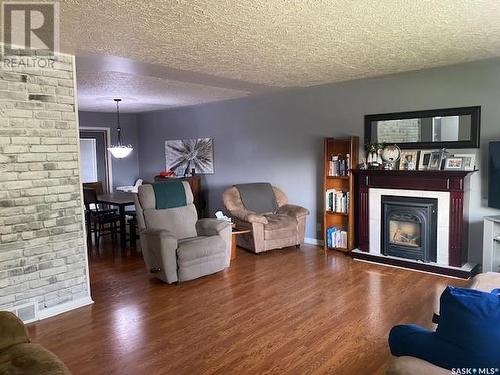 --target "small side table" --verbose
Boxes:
[231,227,251,261]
